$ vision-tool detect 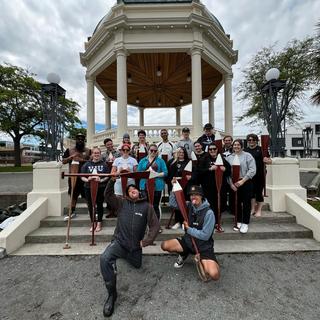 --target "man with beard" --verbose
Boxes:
[62,133,91,220]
